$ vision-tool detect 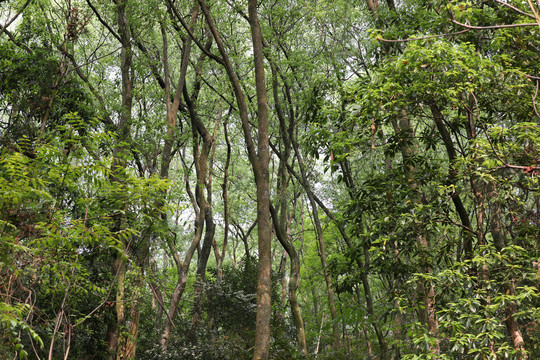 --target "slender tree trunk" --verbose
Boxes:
[291,141,340,350]
[159,231,201,351]
[191,120,217,335]
[215,119,231,281]
[278,251,288,307]
[108,1,133,357]
[430,104,474,260]
[270,204,308,356]
[197,1,272,357]
[393,110,440,355]
[269,51,309,355]
[272,143,389,359]
[157,2,201,352]
[248,2,272,358]
[488,182,527,357]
